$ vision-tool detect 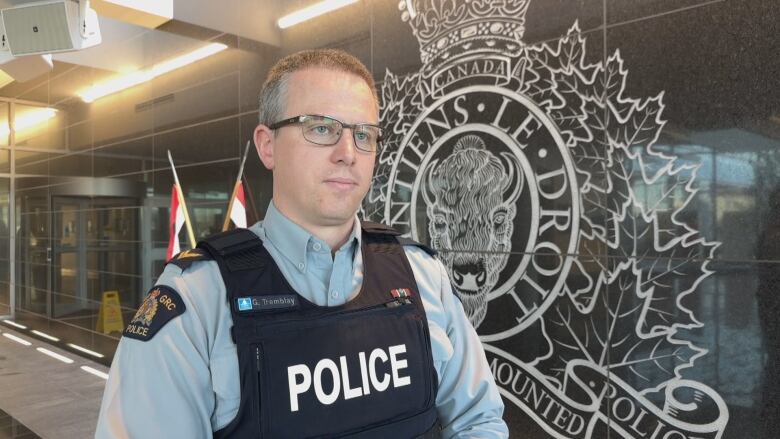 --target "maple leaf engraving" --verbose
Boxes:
[528,23,592,77]
[608,93,666,155]
[556,27,585,72]
[601,53,629,110]
[523,56,565,112]
[526,25,719,397]
[379,70,422,137]
[540,260,705,393]
[364,71,423,222]
[606,192,718,334]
